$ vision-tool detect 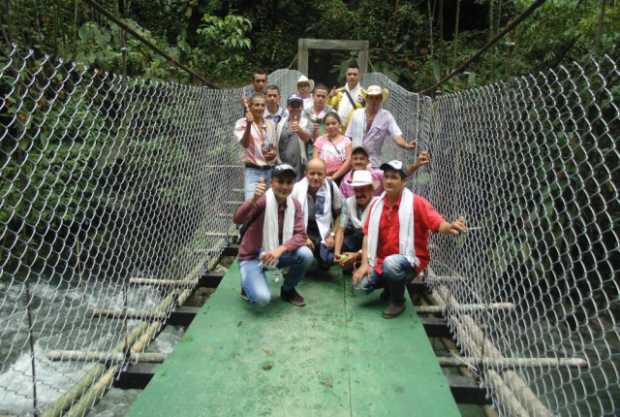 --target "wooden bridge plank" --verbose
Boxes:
[125,262,460,417]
